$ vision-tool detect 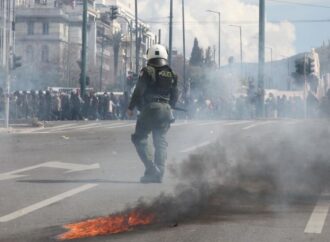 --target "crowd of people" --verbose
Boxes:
[0,88,130,121]
[0,88,330,122]
[180,91,328,120]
